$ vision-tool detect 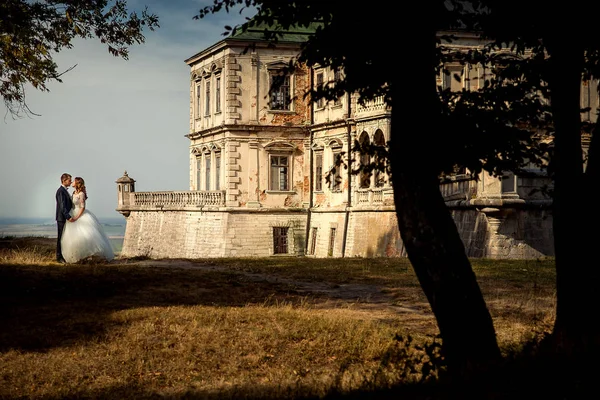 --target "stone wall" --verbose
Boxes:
[121,210,307,259]
[306,206,552,259]
[119,205,553,260]
[306,210,347,257]
[344,210,405,258]
[450,207,554,259]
